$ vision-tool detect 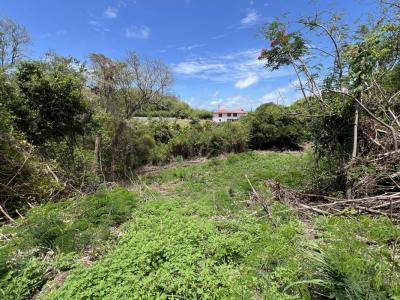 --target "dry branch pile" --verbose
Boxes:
[265,179,400,221]
[348,150,400,197]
